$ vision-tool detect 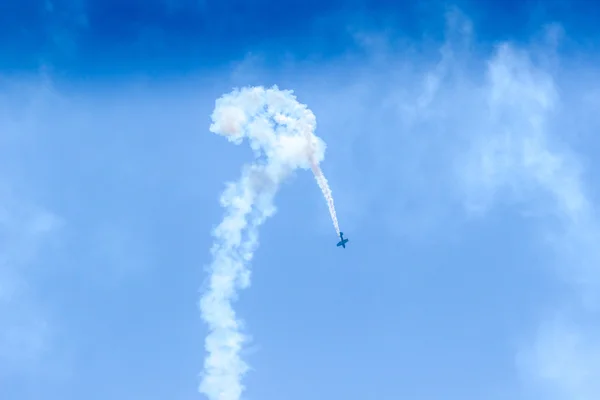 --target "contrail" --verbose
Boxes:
[199,86,340,400]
